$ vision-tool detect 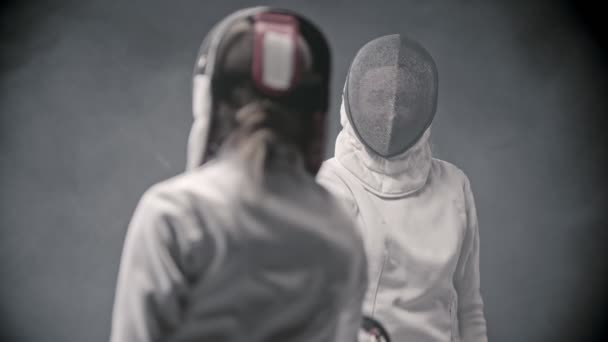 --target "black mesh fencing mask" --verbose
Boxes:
[344,34,438,157]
